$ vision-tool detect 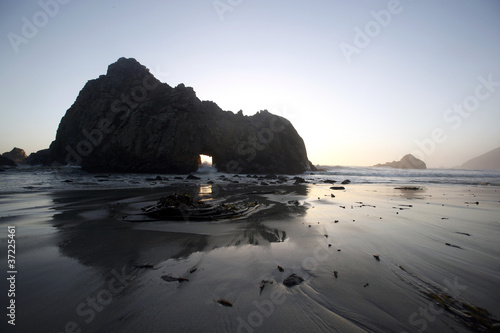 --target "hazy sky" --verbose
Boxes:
[1,0,499,168]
